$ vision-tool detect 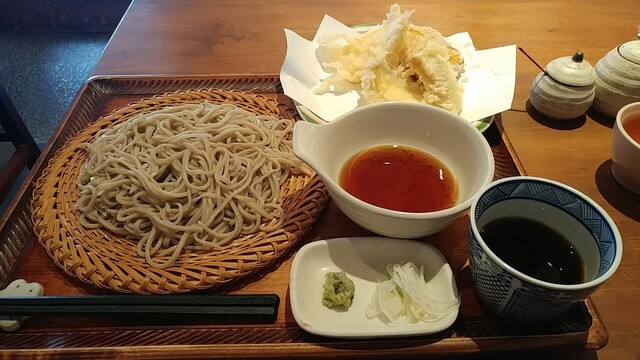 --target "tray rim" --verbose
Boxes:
[0,74,608,358]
